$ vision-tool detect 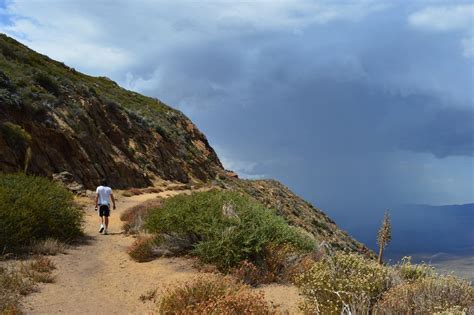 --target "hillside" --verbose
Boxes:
[224,178,371,254]
[0,34,223,188]
[0,33,366,254]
